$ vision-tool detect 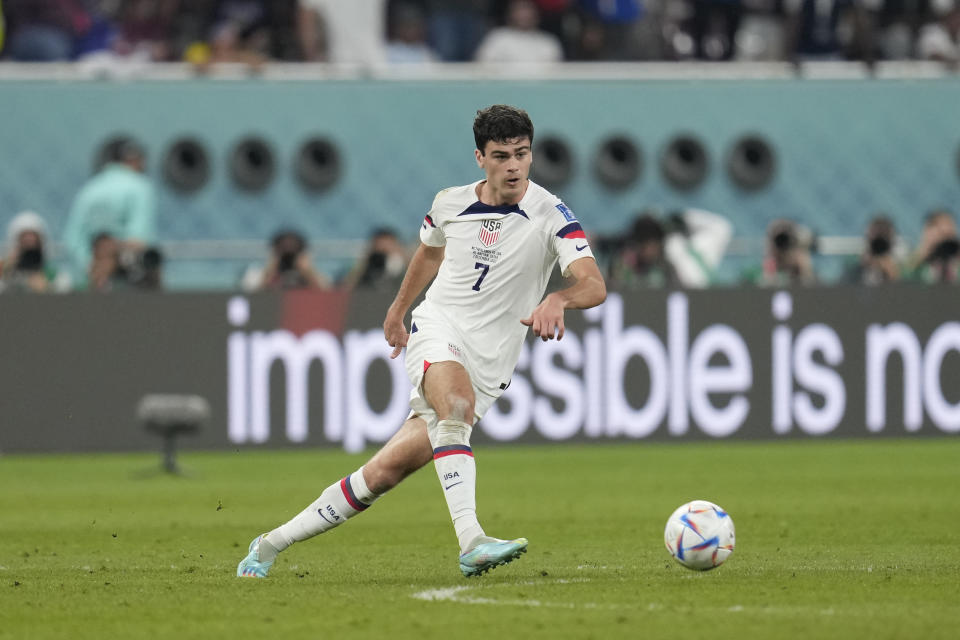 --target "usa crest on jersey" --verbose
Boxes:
[478,219,502,247]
